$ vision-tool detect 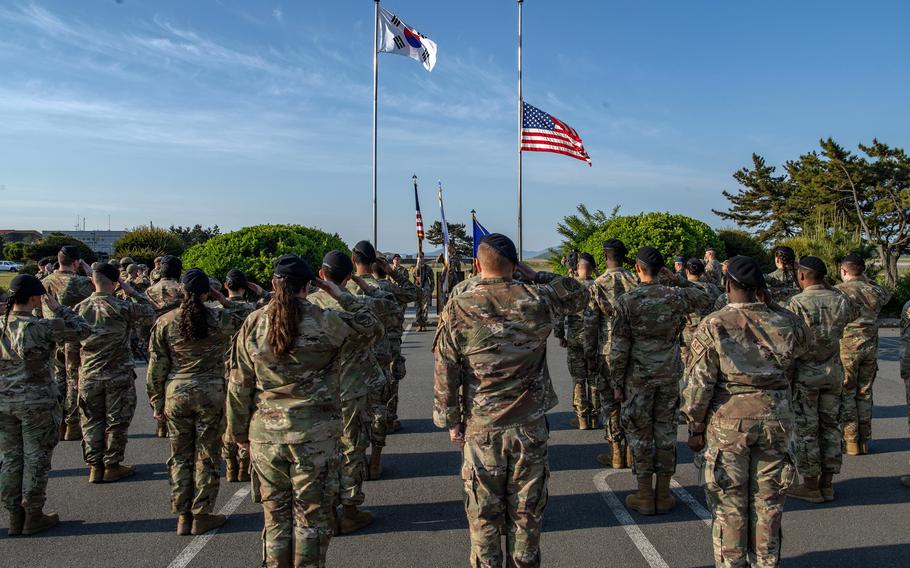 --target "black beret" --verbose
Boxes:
[726,255,767,289]
[578,252,596,268]
[602,238,628,256]
[225,269,248,288]
[841,253,865,269]
[773,246,796,262]
[160,255,182,269]
[322,251,354,278]
[391,253,401,260]
[799,255,827,276]
[38,257,54,267]
[686,258,705,274]
[60,245,81,260]
[636,246,664,269]
[9,274,46,297]
[480,233,518,264]
[182,268,210,294]
[352,241,377,264]
[273,254,315,282]
[674,256,686,263]
[92,262,120,282]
